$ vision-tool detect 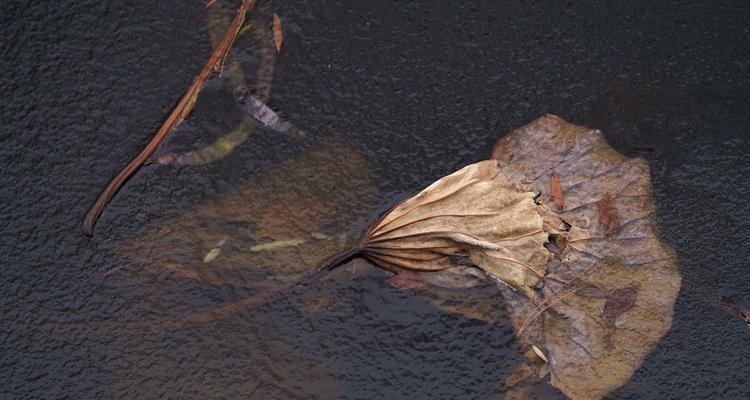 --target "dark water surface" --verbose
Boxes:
[2,0,749,399]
